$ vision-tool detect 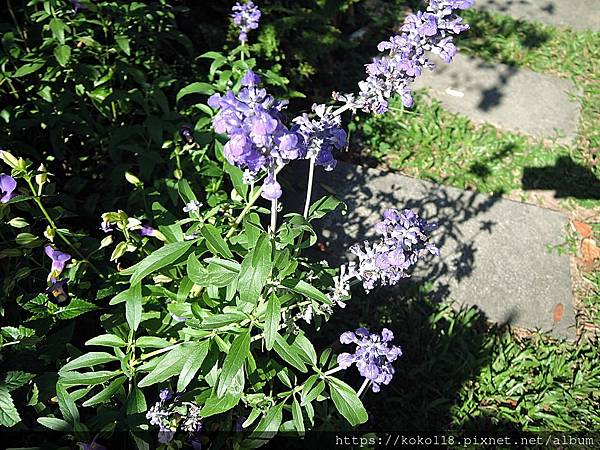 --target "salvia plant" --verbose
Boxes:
[0,0,472,448]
